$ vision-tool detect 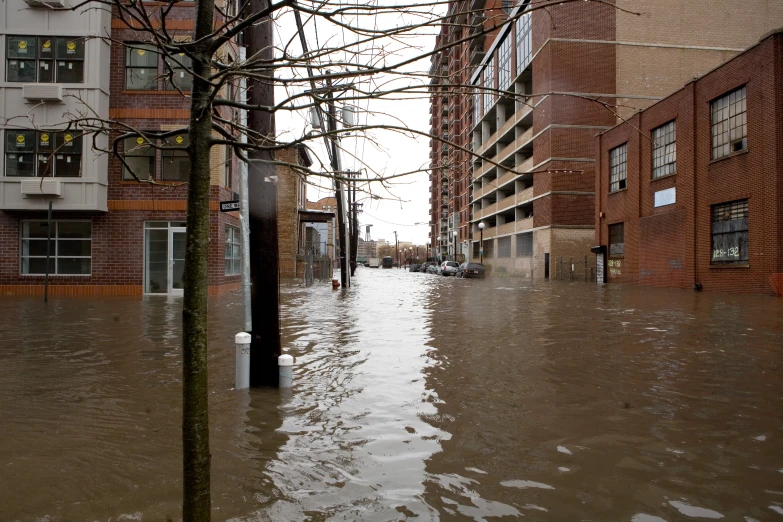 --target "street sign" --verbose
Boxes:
[220,200,240,212]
